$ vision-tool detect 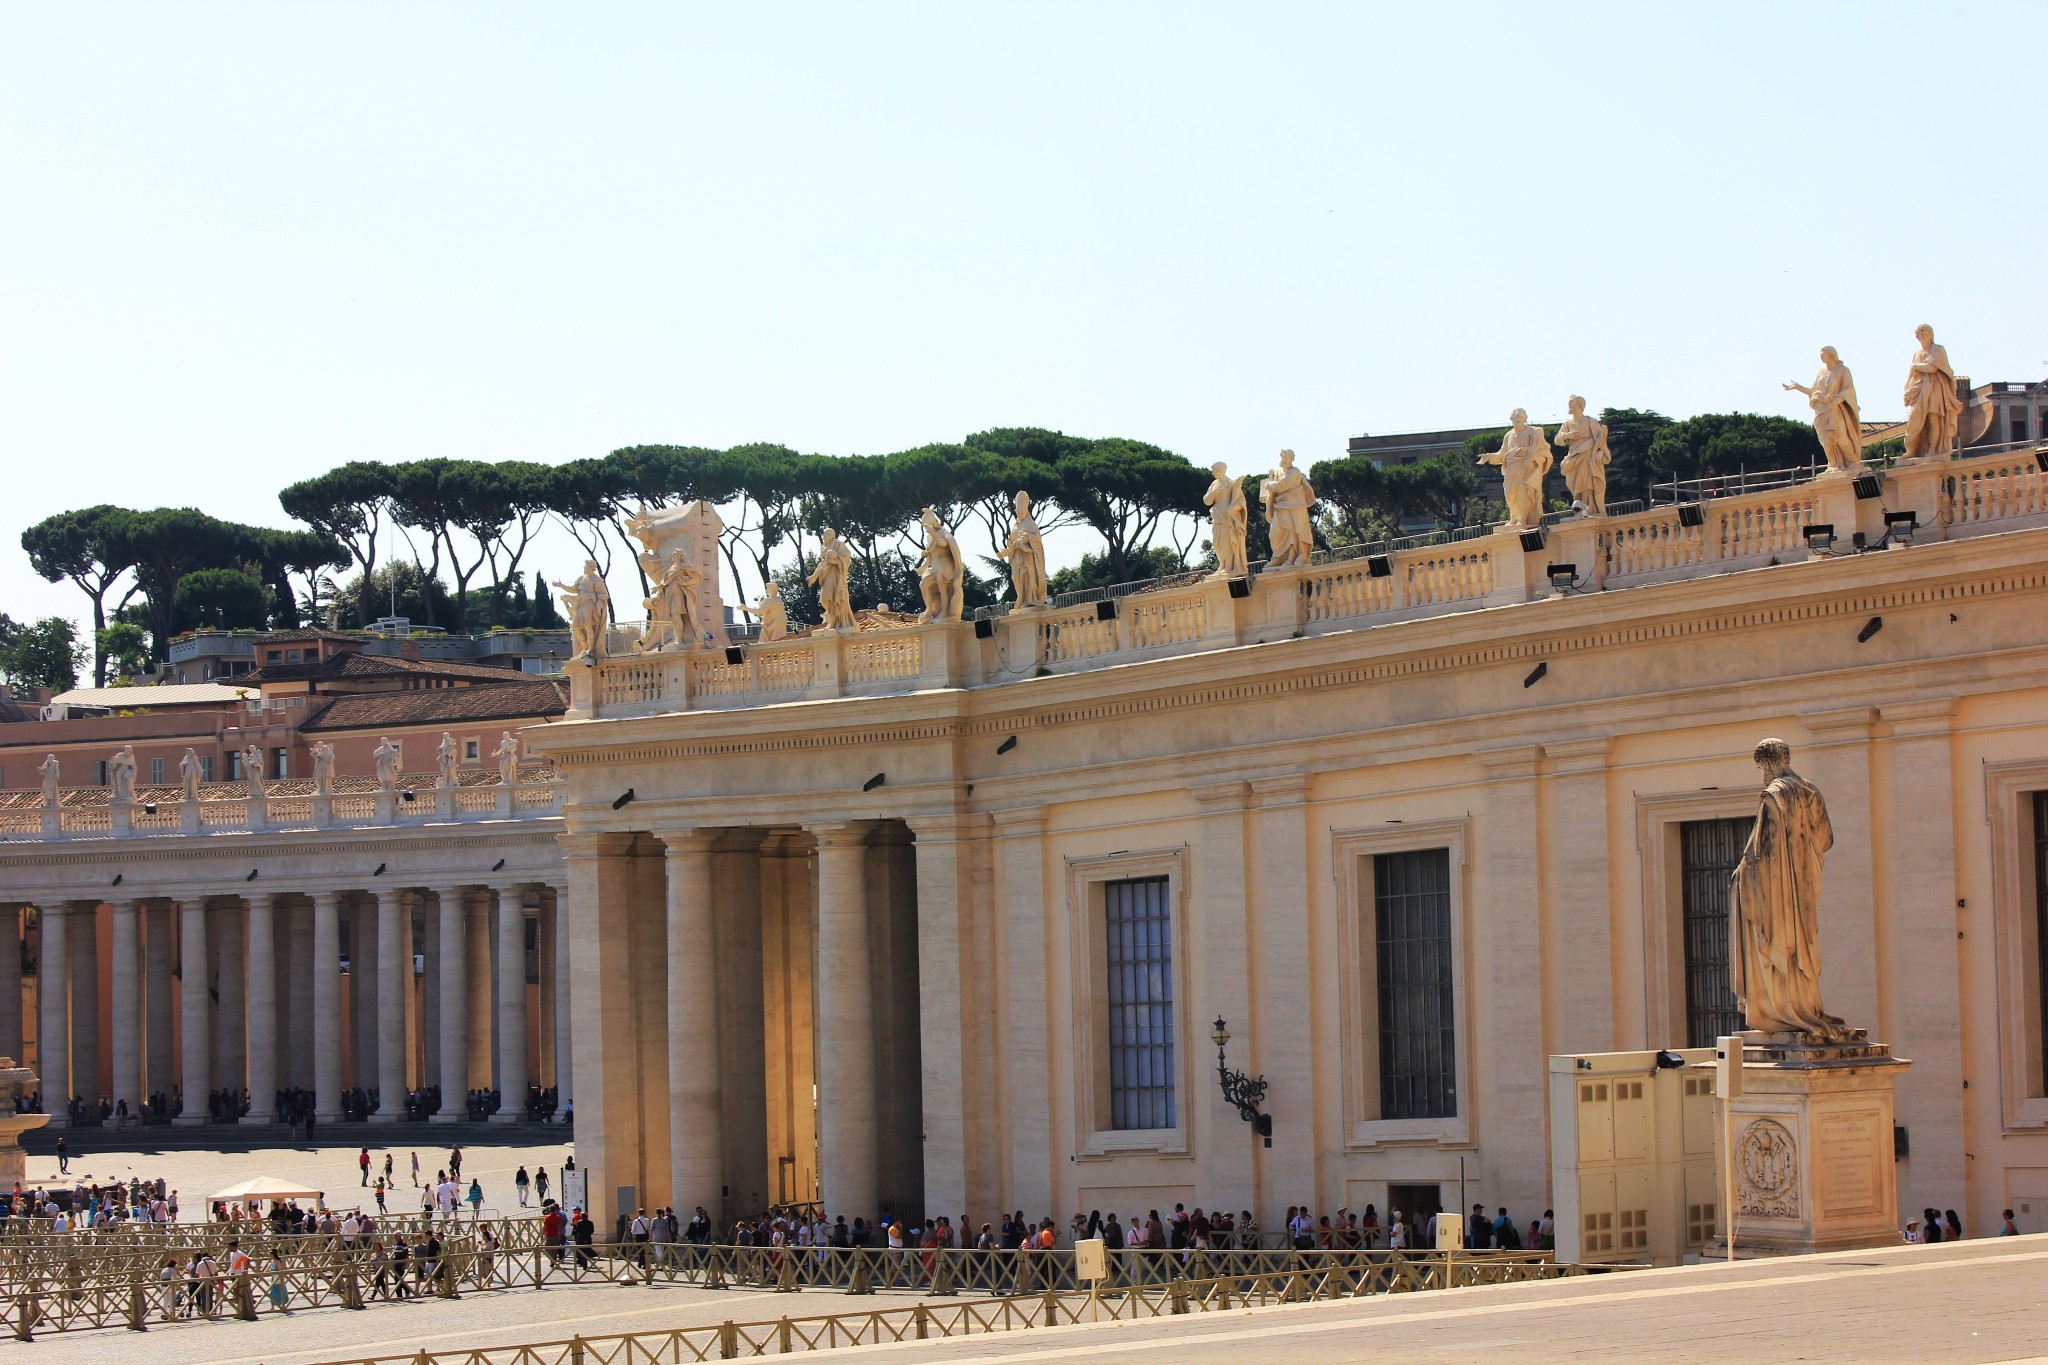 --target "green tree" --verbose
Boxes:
[0,616,84,693]
[1046,545,1190,598]
[1599,408,1676,505]
[174,567,270,630]
[278,462,396,629]
[1310,451,1482,543]
[1644,413,1823,491]
[96,622,151,680]
[327,560,456,631]
[20,505,139,685]
[971,429,1203,584]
